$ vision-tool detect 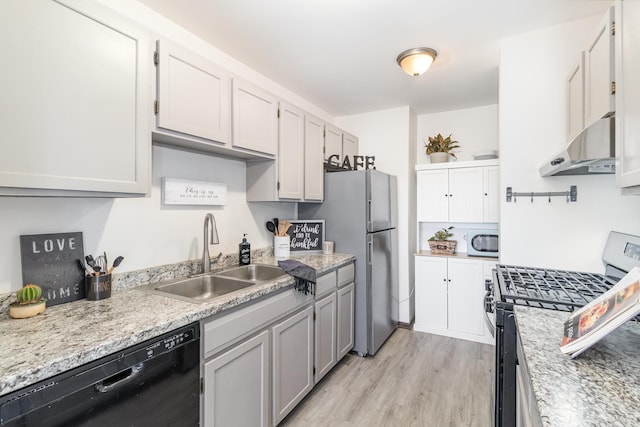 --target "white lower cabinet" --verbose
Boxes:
[272,306,314,425]
[314,292,337,383]
[314,263,355,384]
[414,255,493,344]
[203,331,270,427]
[337,282,355,360]
[201,262,355,426]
